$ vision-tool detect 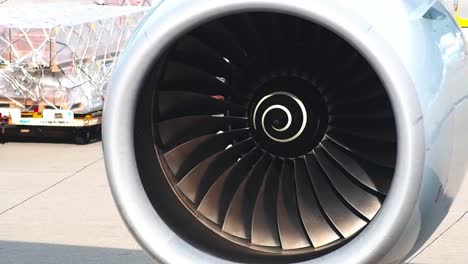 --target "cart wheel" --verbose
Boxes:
[91,125,102,141]
[74,127,91,145]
